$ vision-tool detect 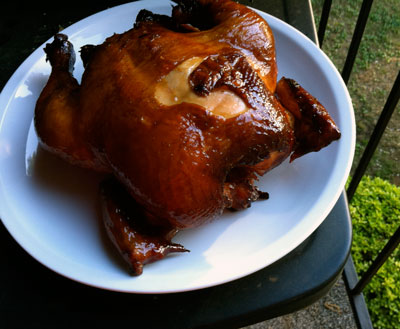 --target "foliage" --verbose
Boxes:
[349,176,400,329]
